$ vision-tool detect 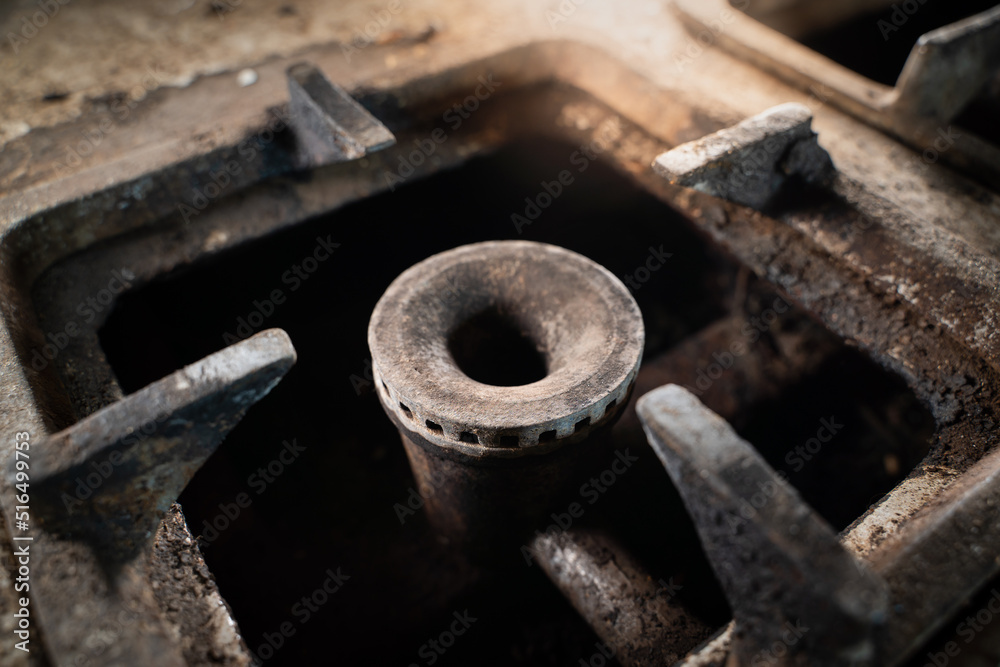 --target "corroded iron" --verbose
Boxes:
[286,62,396,169]
[653,103,834,210]
[369,241,643,559]
[531,527,714,667]
[637,384,888,667]
[29,329,296,563]
[7,329,295,666]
